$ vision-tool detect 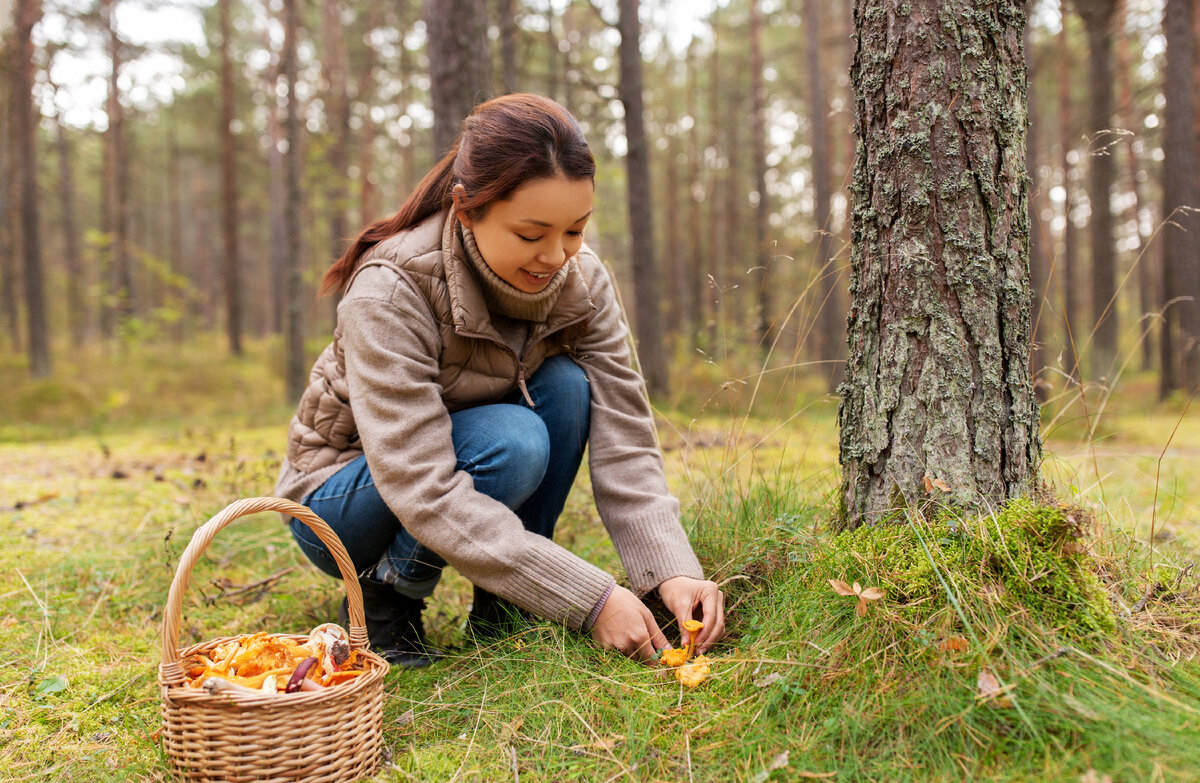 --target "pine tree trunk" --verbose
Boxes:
[1059,14,1081,385]
[322,0,350,317]
[423,0,492,156]
[617,0,667,396]
[15,0,51,376]
[357,3,381,224]
[283,0,306,402]
[685,38,702,348]
[706,12,723,345]
[1115,4,1156,370]
[749,0,771,348]
[806,0,839,390]
[1078,0,1119,379]
[54,111,85,347]
[105,0,135,328]
[1162,0,1200,391]
[0,63,19,353]
[839,0,1040,528]
[497,0,519,94]
[1025,22,1049,401]
[219,0,243,356]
